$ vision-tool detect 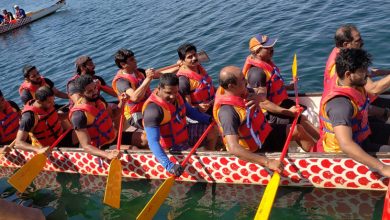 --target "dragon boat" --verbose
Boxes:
[0,0,65,34]
[0,92,389,191]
